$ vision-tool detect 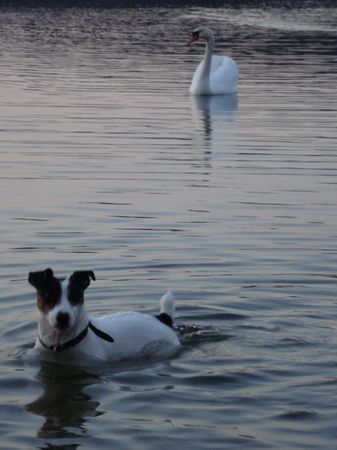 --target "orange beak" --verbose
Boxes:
[187,33,199,45]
